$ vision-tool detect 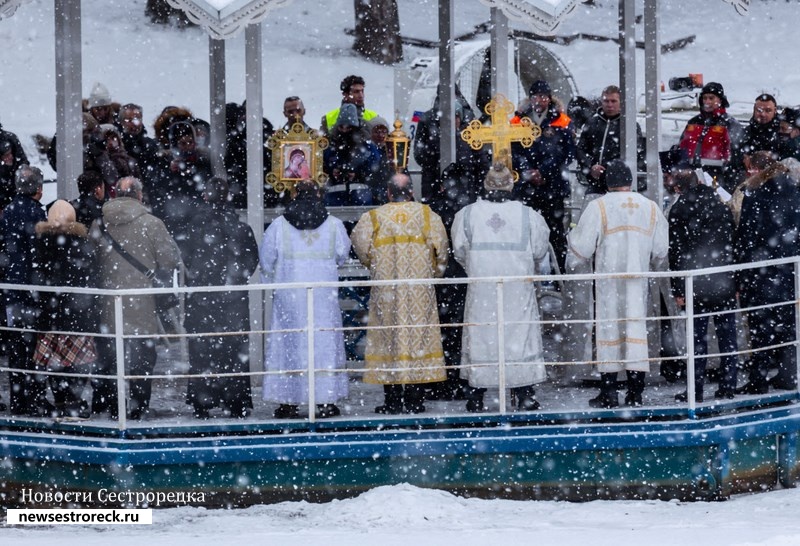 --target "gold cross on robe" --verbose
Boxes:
[460,94,541,180]
[621,196,640,214]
